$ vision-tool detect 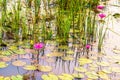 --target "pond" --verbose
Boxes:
[1,0,120,80]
